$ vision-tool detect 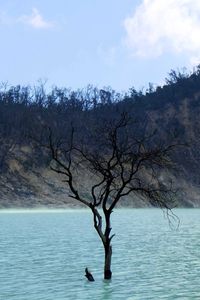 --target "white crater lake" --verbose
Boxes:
[0,209,200,299]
